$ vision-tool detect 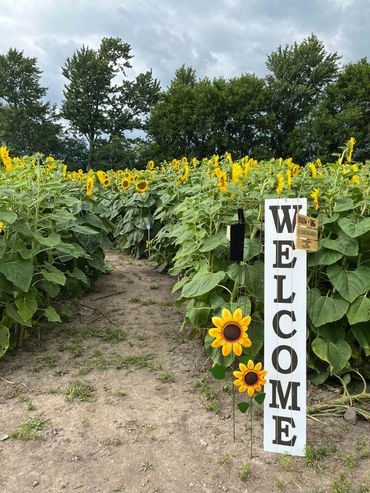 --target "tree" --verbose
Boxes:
[292,58,370,162]
[147,67,269,160]
[61,37,160,169]
[266,34,340,157]
[0,48,61,155]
